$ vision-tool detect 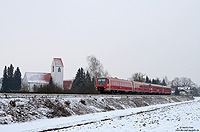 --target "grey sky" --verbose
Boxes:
[0,0,200,85]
